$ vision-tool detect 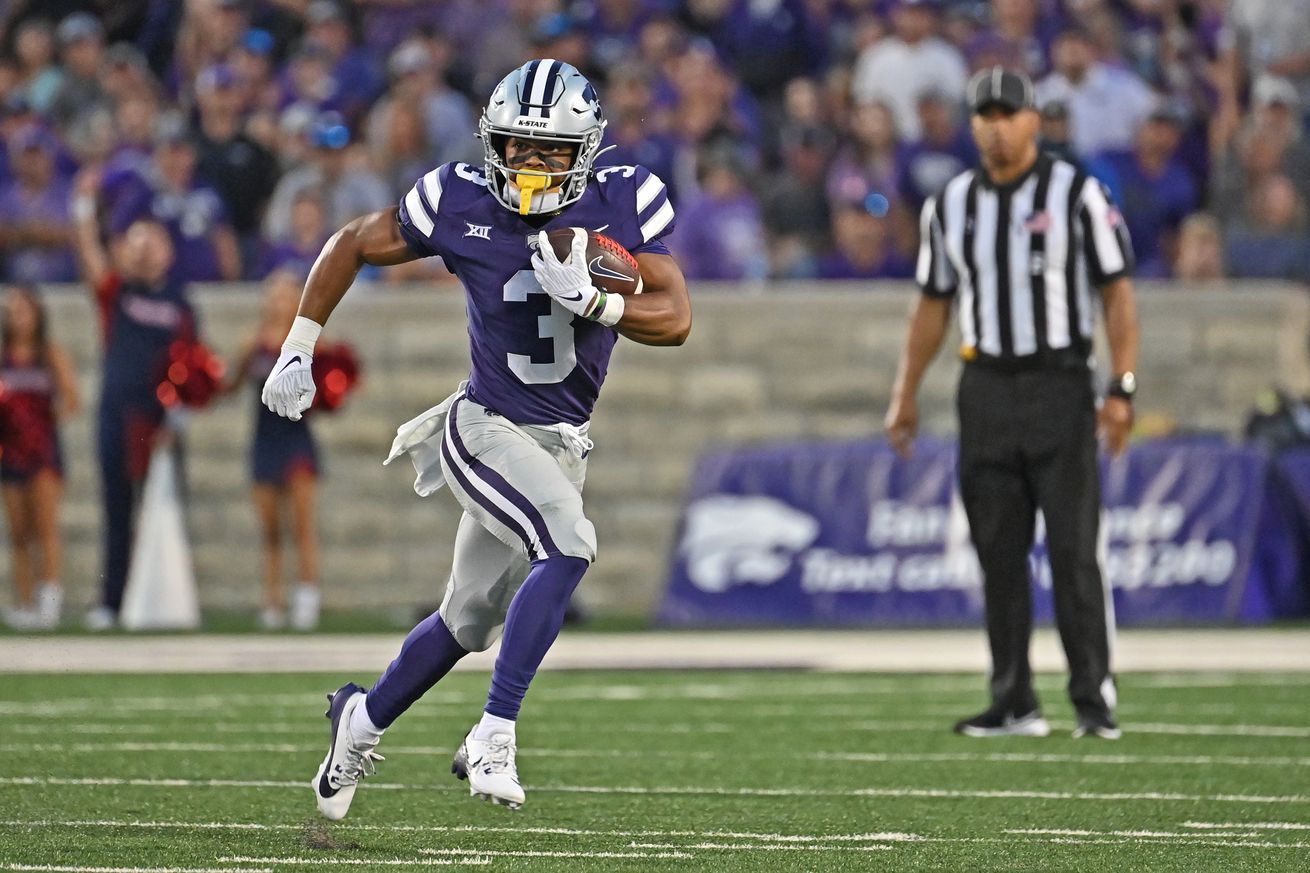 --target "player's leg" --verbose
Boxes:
[955,366,1046,736]
[286,467,321,630]
[252,483,284,628]
[440,395,594,807]
[3,480,36,628]
[363,511,528,729]
[313,513,528,820]
[1025,371,1118,738]
[29,469,64,628]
